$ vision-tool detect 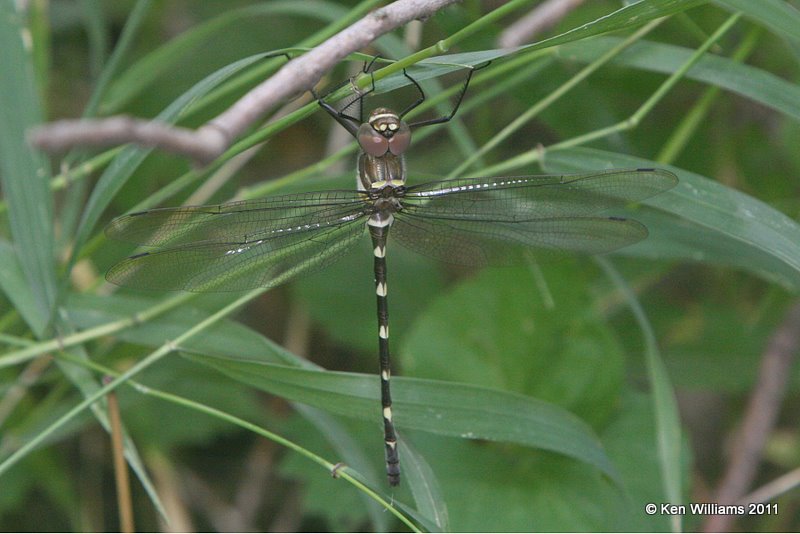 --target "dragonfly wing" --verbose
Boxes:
[392,214,647,267]
[402,168,677,221]
[106,190,367,246]
[107,219,367,291]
